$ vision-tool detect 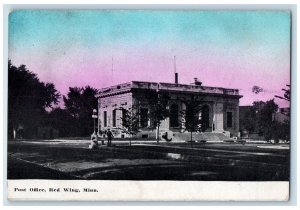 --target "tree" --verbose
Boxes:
[180,95,205,147]
[119,107,140,146]
[252,85,263,94]
[274,85,290,142]
[45,108,78,137]
[8,60,60,139]
[145,90,170,143]
[239,106,257,134]
[275,84,290,102]
[253,99,278,141]
[242,99,289,142]
[275,84,290,117]
[63,86,98,136]
[271,120,290,143]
